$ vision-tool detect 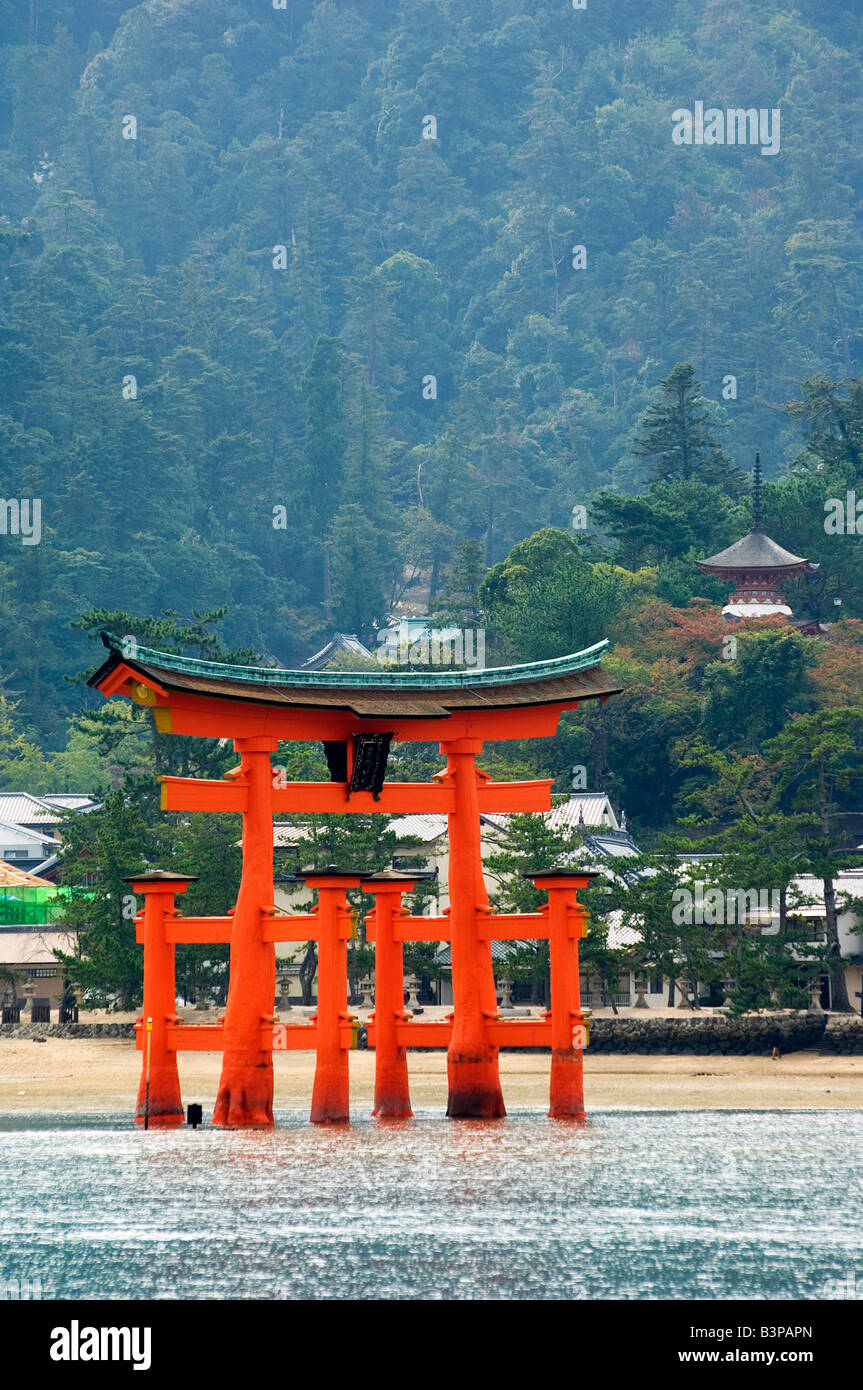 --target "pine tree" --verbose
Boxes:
[485,812,591,1004]
[55,791,153,1010]
[430,538,486,627]
[631,363,742,492]
[765,709,863,1012]
[301,335,348,599]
